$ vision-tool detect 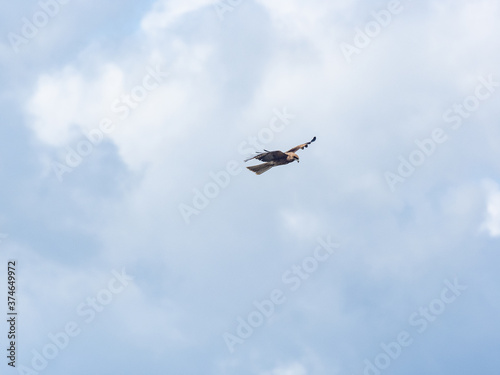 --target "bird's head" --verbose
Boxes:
[287,152,300,163]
